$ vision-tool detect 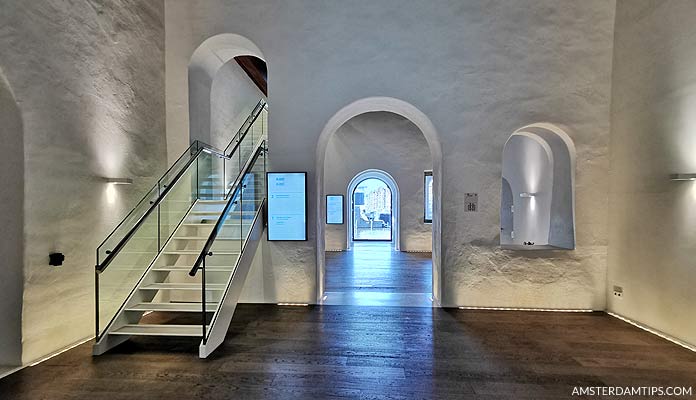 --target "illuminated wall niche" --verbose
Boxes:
[501,123,575,250]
